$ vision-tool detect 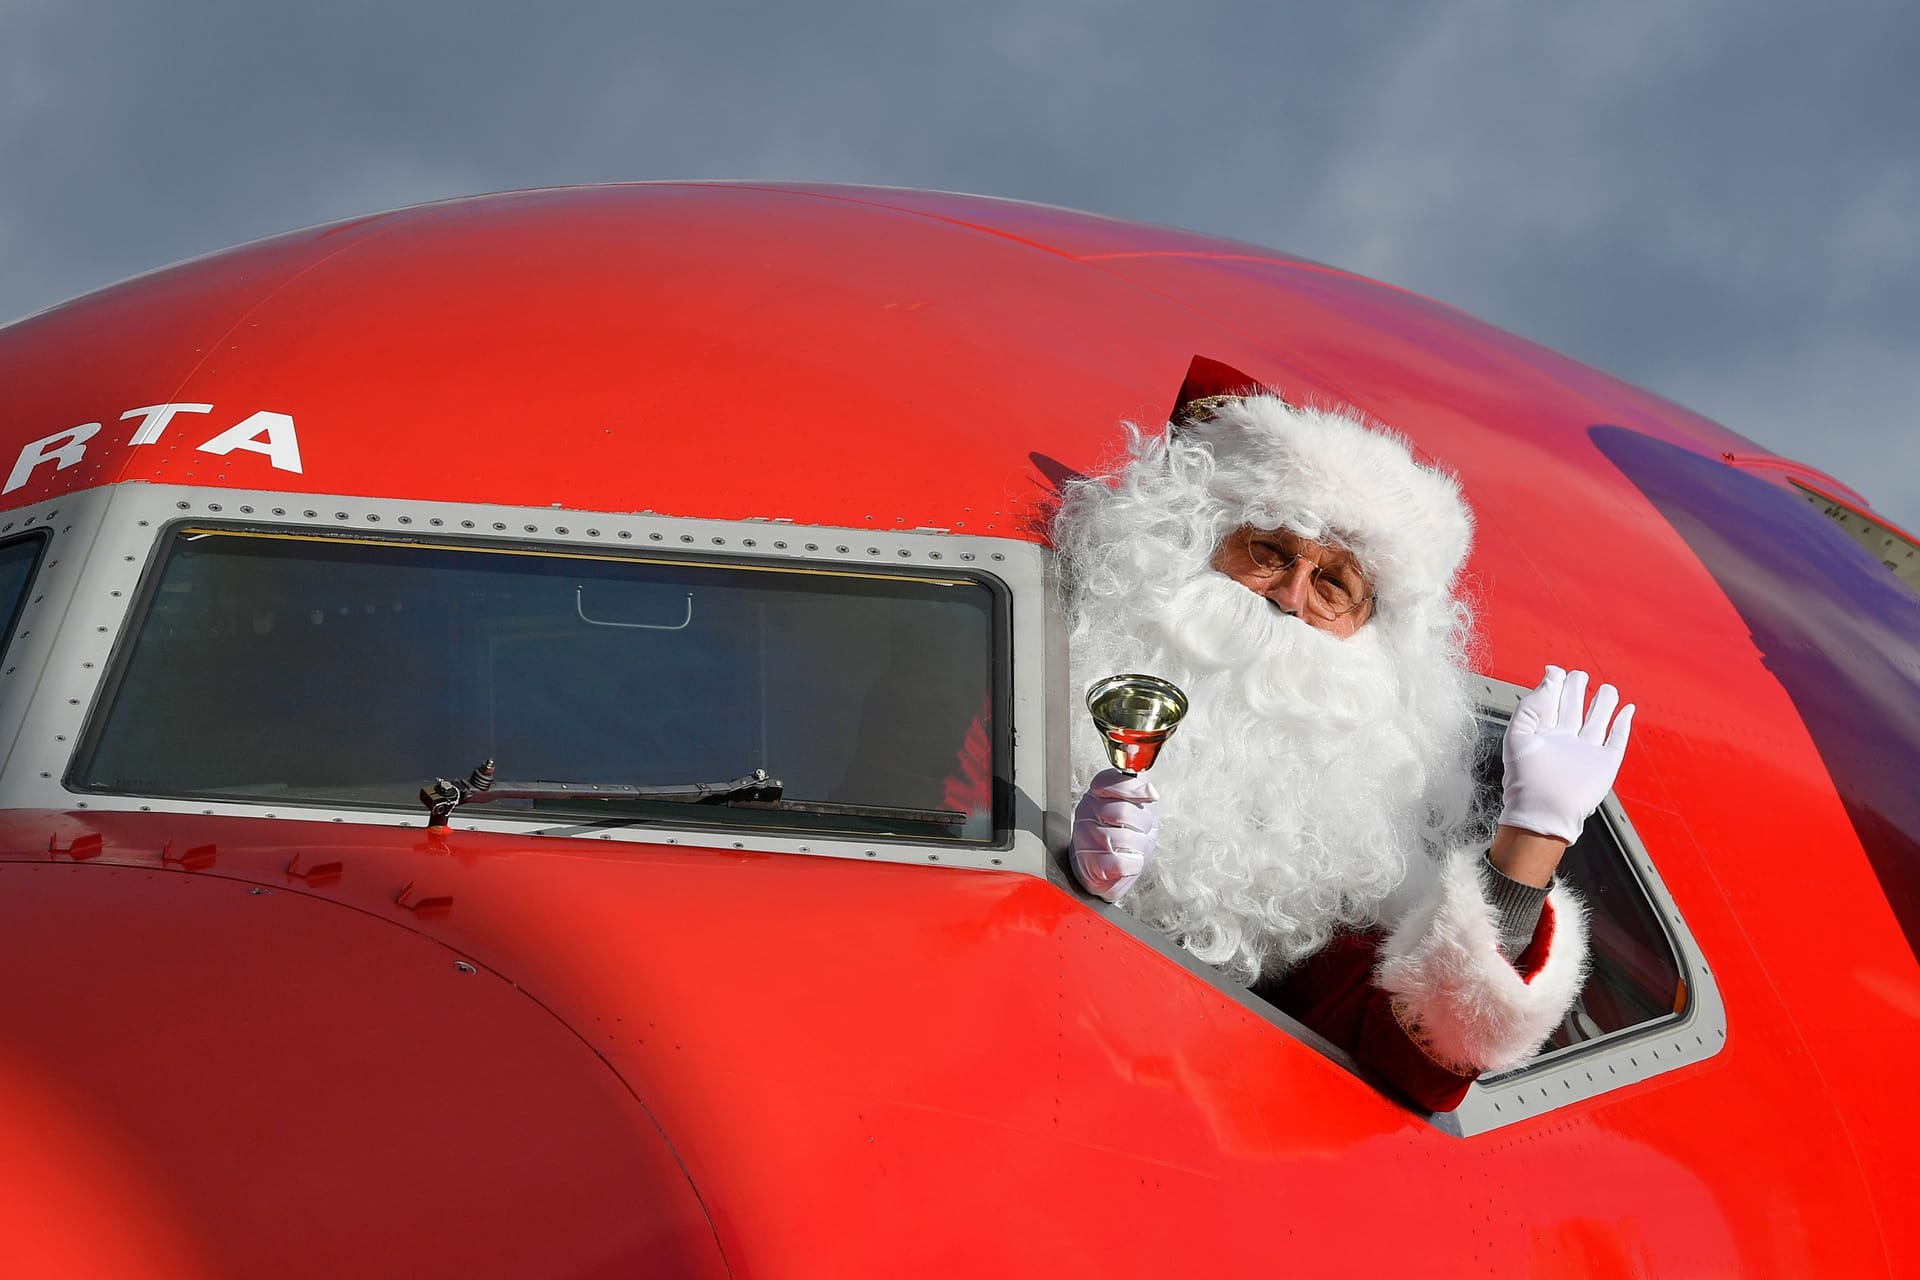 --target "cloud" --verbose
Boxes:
[1661,332,1920,530]
[1,0,1913,527]
[1213,0,1920,526]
